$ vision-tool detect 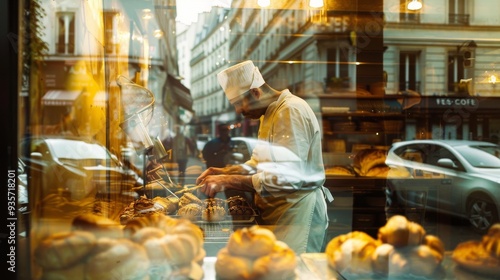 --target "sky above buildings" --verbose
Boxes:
[176,0,231,24]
